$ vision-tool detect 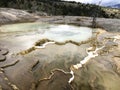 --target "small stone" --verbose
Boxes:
[11,84,19,90]
[4,77,8,81]
[0,55,6,62]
